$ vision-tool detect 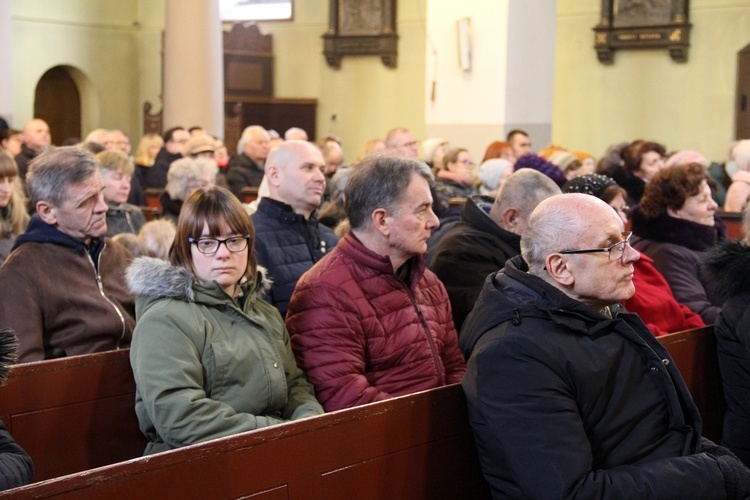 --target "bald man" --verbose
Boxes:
[250,140,339,317]
[461,193,750,499]
[16,118,51,180]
